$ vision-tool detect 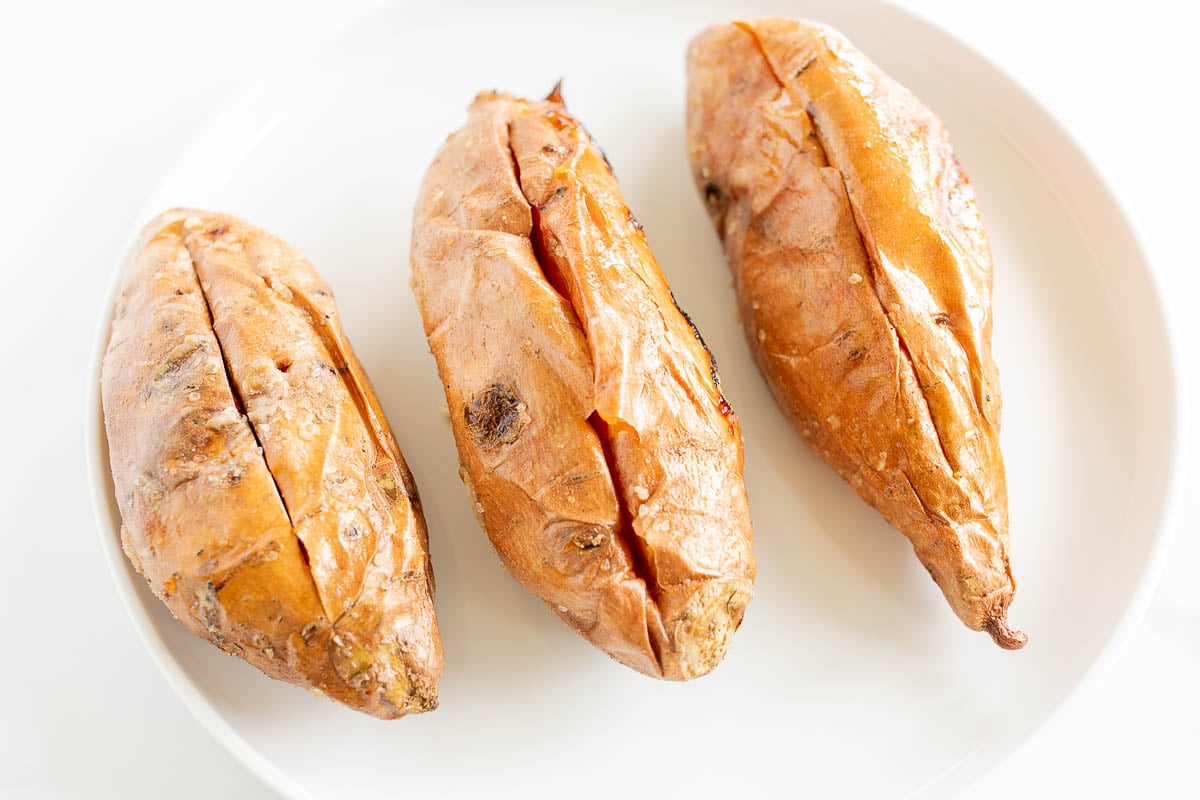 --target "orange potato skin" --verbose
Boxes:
[687,20,1023,648]
[103,210,443,718]
[412,91,755,679]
